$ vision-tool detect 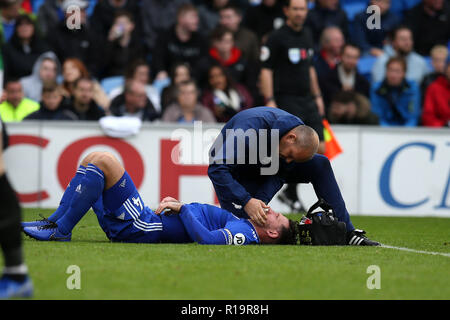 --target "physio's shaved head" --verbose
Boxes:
[293,125,320,155]
[279,125,320,163]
